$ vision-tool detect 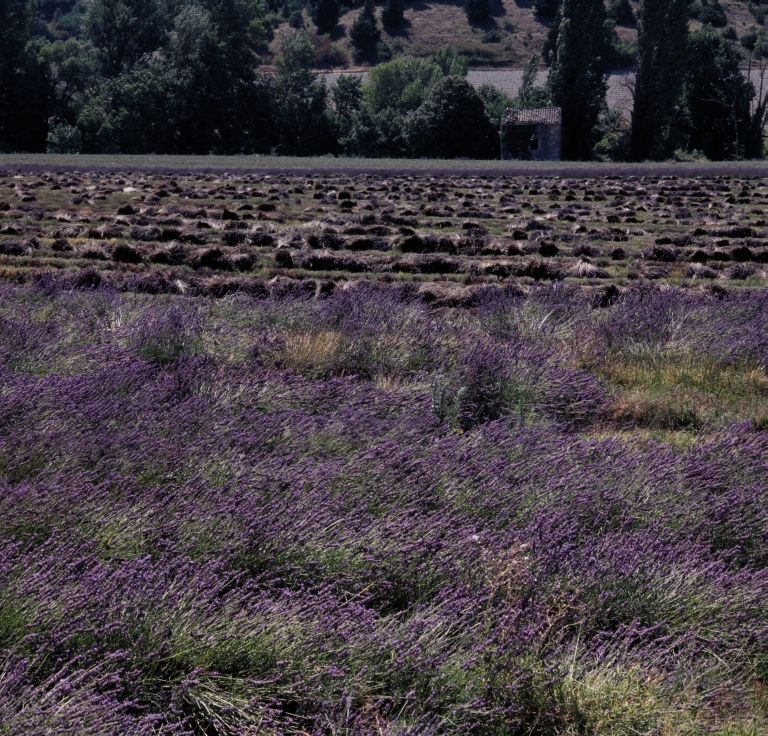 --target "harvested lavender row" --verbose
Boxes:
[1,170,767,305]
[0,280,766,733]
